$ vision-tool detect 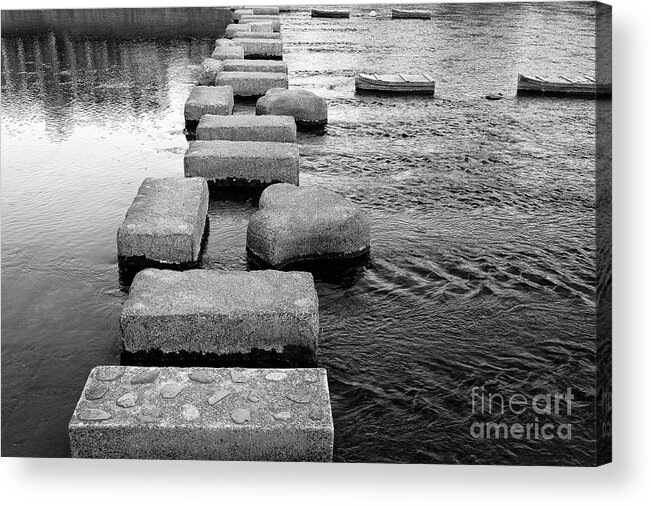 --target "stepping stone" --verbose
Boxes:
[197,58,223,85]
[256,88,327,129]
[117,177,209,276]
[249,7,280,15]
[120,269,319,365]
[196,115,296,143]
[247,183,371,268]
[222,59,287,74]
[232,31,282,40]
[224,23,251,38]
[247,21,275,32]
[238,15,281,32]
[230,39,283,59]
[69,366,333,461]
[184,86,234,129]
[211,45,245,60]
[215,71,287,97]
[184,140,299,186]
[233,8,254,21]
